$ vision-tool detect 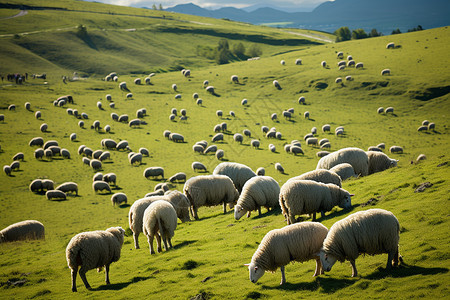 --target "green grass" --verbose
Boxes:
[0,1,449,298]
